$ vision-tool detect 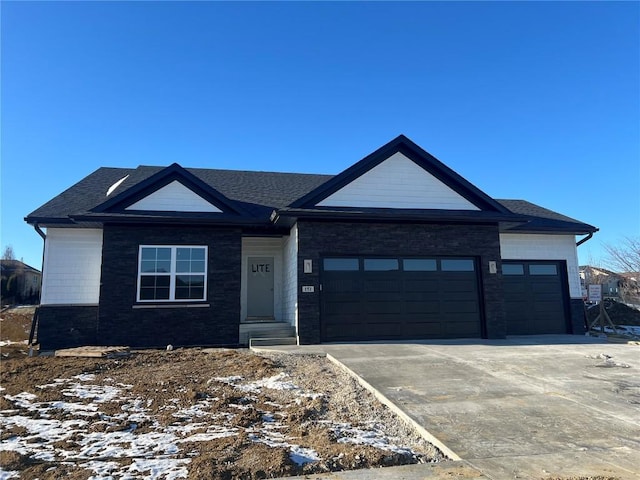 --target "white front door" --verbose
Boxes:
[247,256,274,319]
